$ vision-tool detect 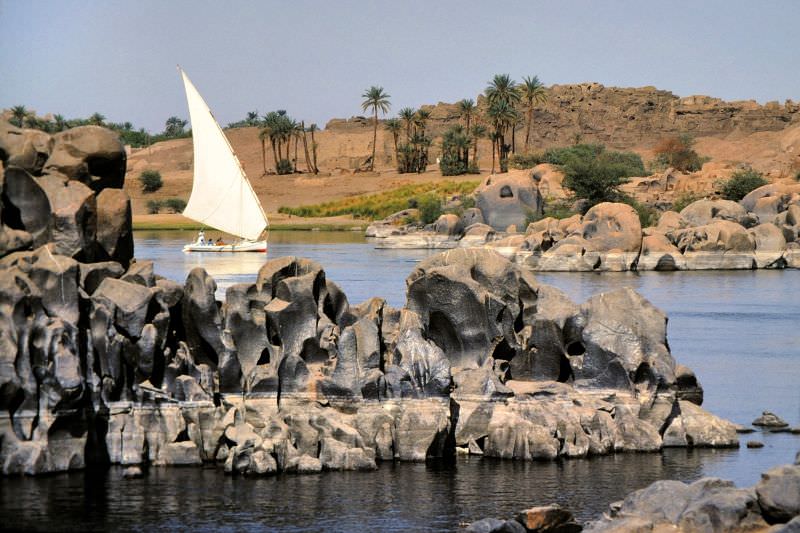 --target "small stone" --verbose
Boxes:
[516,505,580,532]
[735,425,756,434]
[752,411,789,428]
[790,427,800,435]
[747,441,764,448]
[122,466,143,478]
